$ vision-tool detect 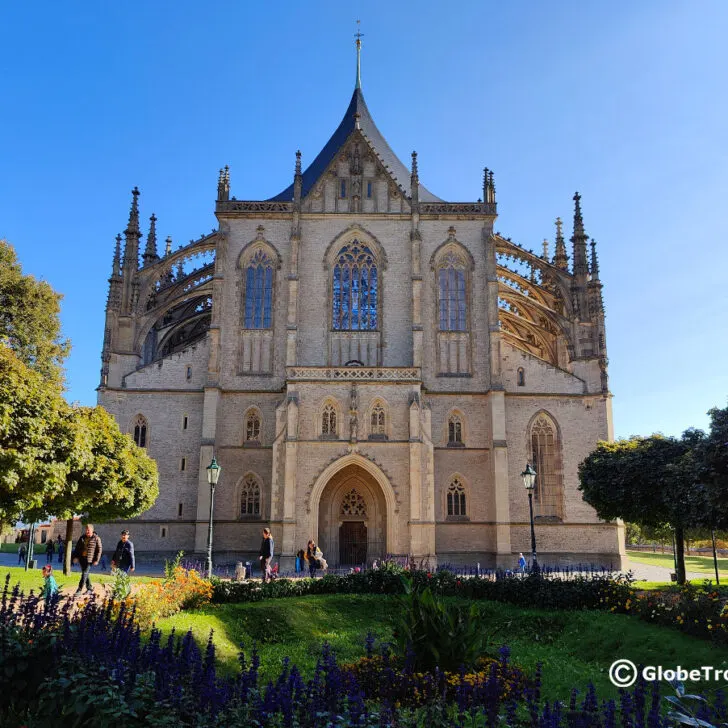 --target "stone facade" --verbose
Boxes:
[97,56,624,569]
